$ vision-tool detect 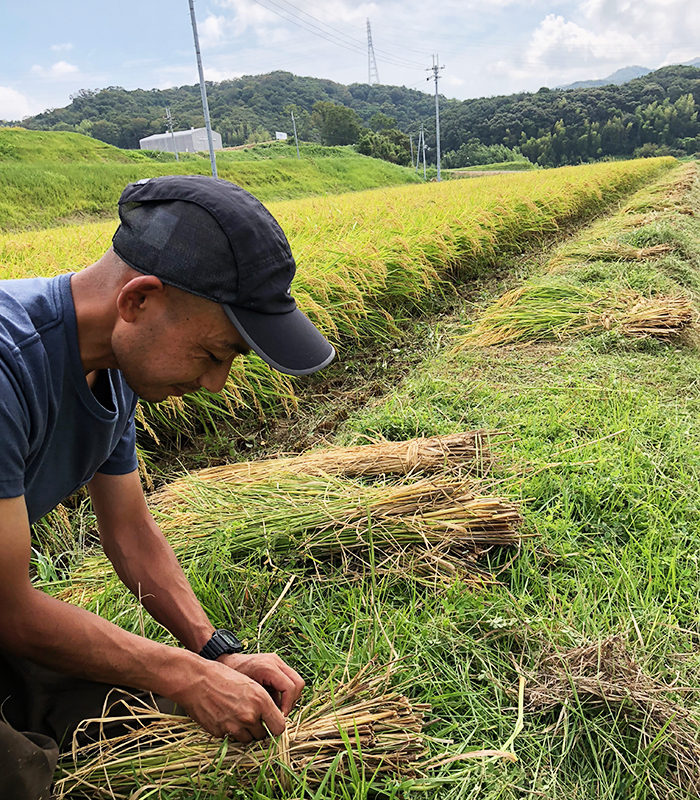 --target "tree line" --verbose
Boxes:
[4,64,699,168]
